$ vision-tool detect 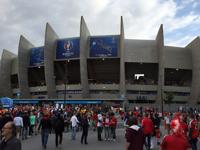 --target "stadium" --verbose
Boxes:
[0,16,200,111]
